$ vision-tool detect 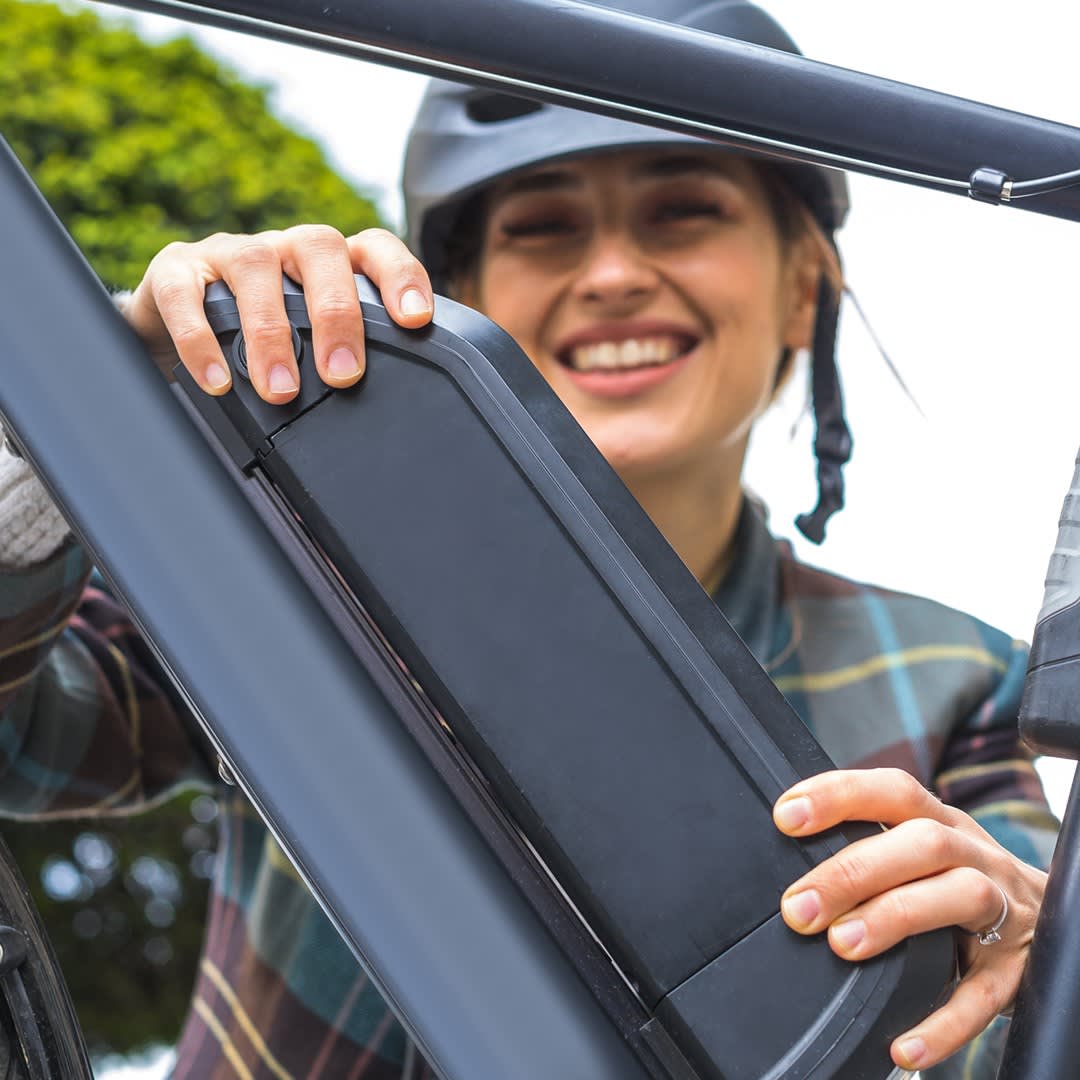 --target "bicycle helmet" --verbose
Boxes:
[402,0,852,542]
